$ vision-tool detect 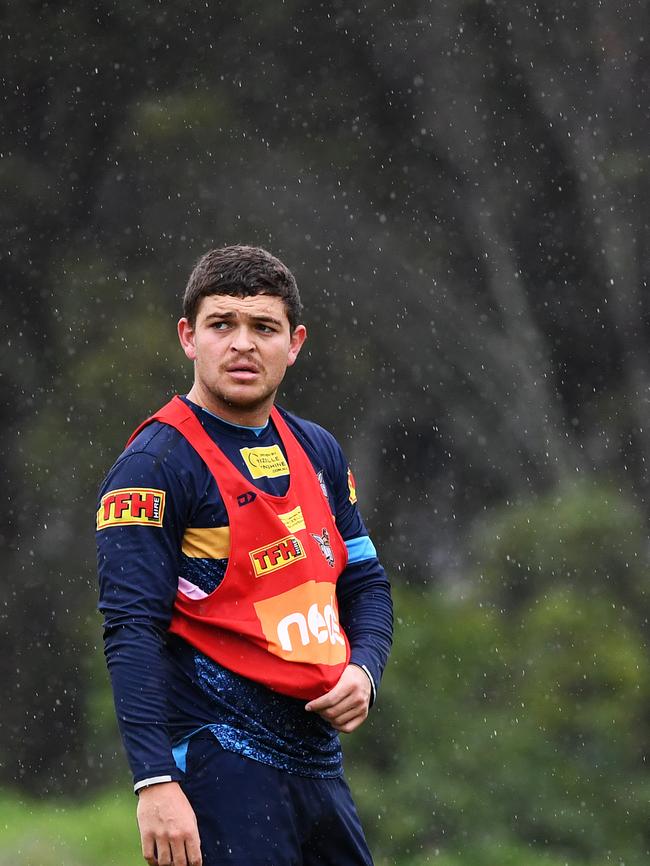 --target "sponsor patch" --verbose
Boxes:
[279,505,306,533]
[254,581,347,664]
[240,445,289,479]
[249,534,306,577]
[97,488,166,529]
[347,467,357,504]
